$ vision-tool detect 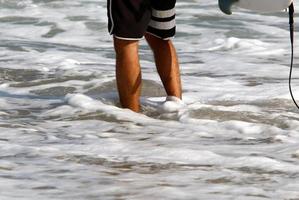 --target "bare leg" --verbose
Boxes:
[145,33,182,99]
[113,37,141,112]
